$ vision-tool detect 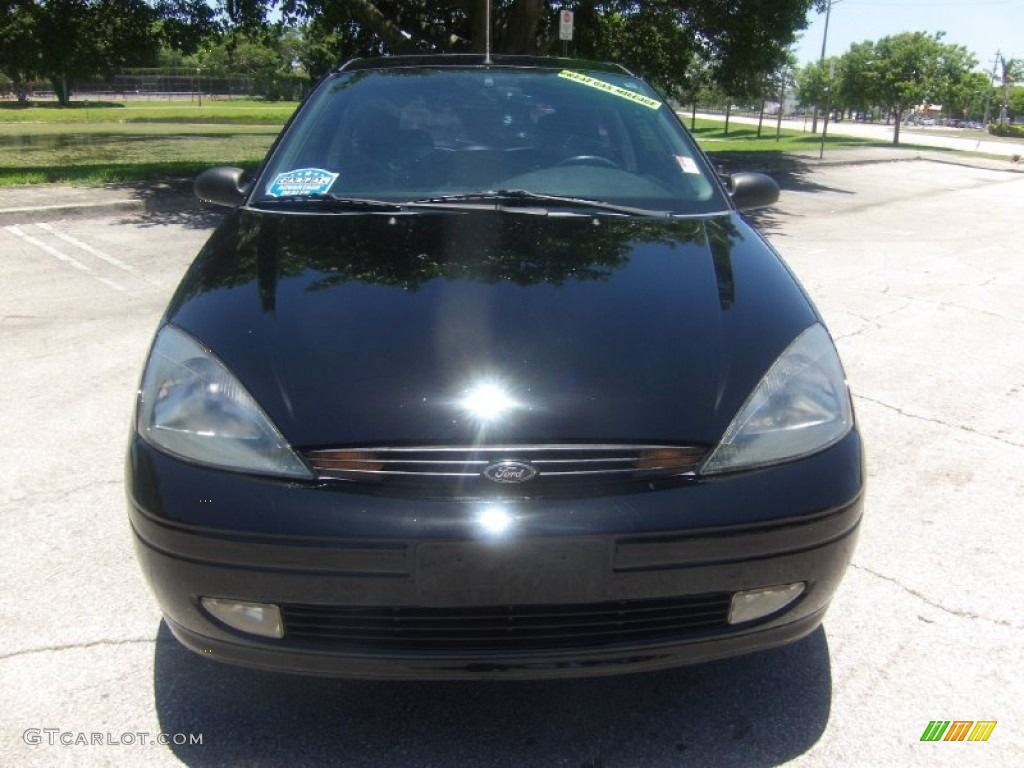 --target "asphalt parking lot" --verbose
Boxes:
[1,156,1021,767]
